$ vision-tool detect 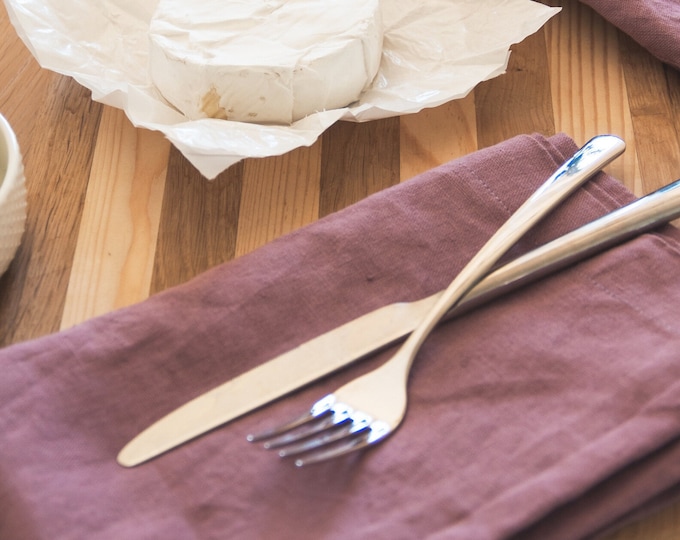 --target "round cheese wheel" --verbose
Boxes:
[149,0,383,124]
